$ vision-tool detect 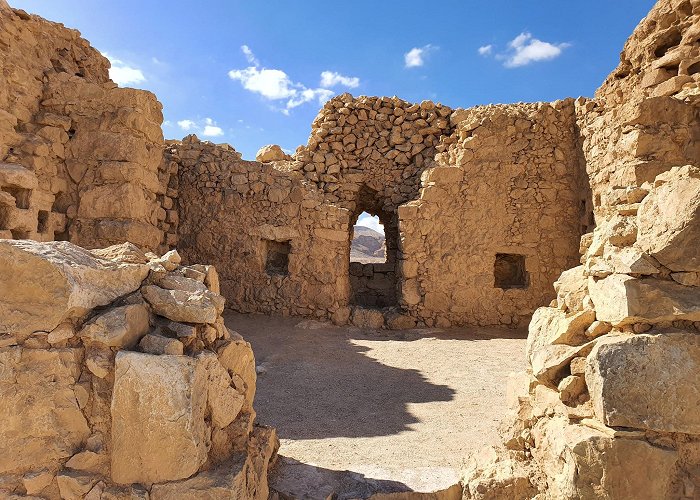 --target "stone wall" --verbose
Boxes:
[0,4,168,252]
[169,136,354,323]
[464,1,700,497]
[0,240,278,499]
